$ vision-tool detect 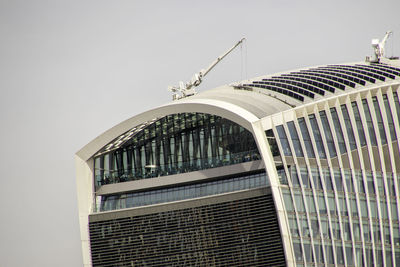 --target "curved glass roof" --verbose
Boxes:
[94,112,261,187]
[244,63,400,103]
